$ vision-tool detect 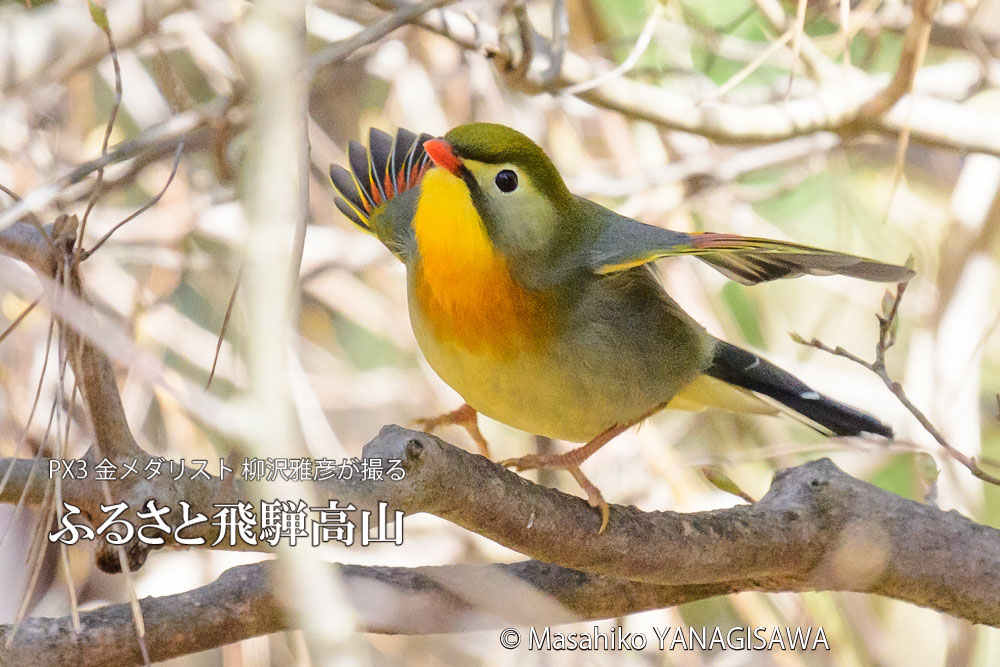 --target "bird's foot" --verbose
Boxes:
[569,466,610,534]
[413,403,491,458]
[499,434,606,470]
[500,452,610,534]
